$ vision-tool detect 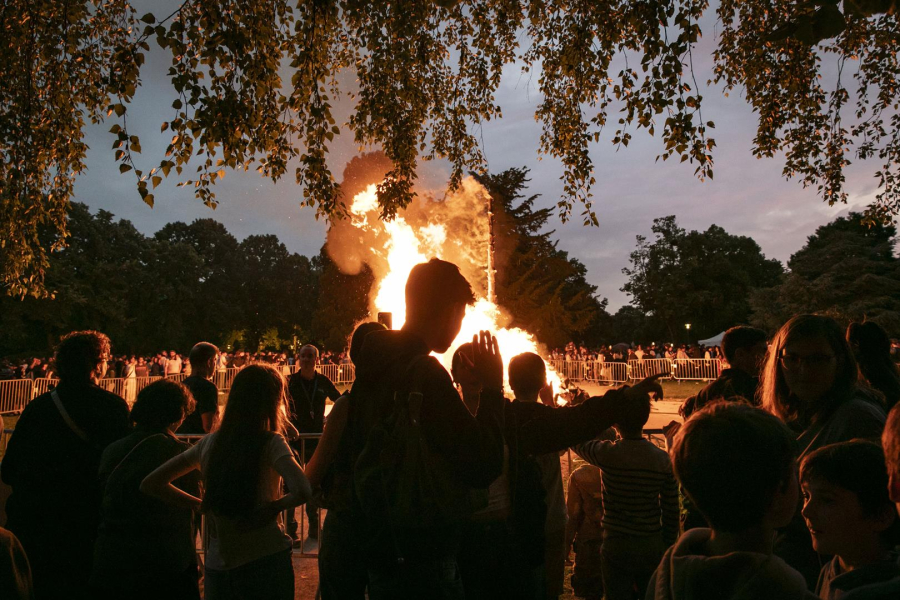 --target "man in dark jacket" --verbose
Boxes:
[287,343,341,541]
[1,331,130,600]
[350,259,506,600]
[681,326,768,419]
